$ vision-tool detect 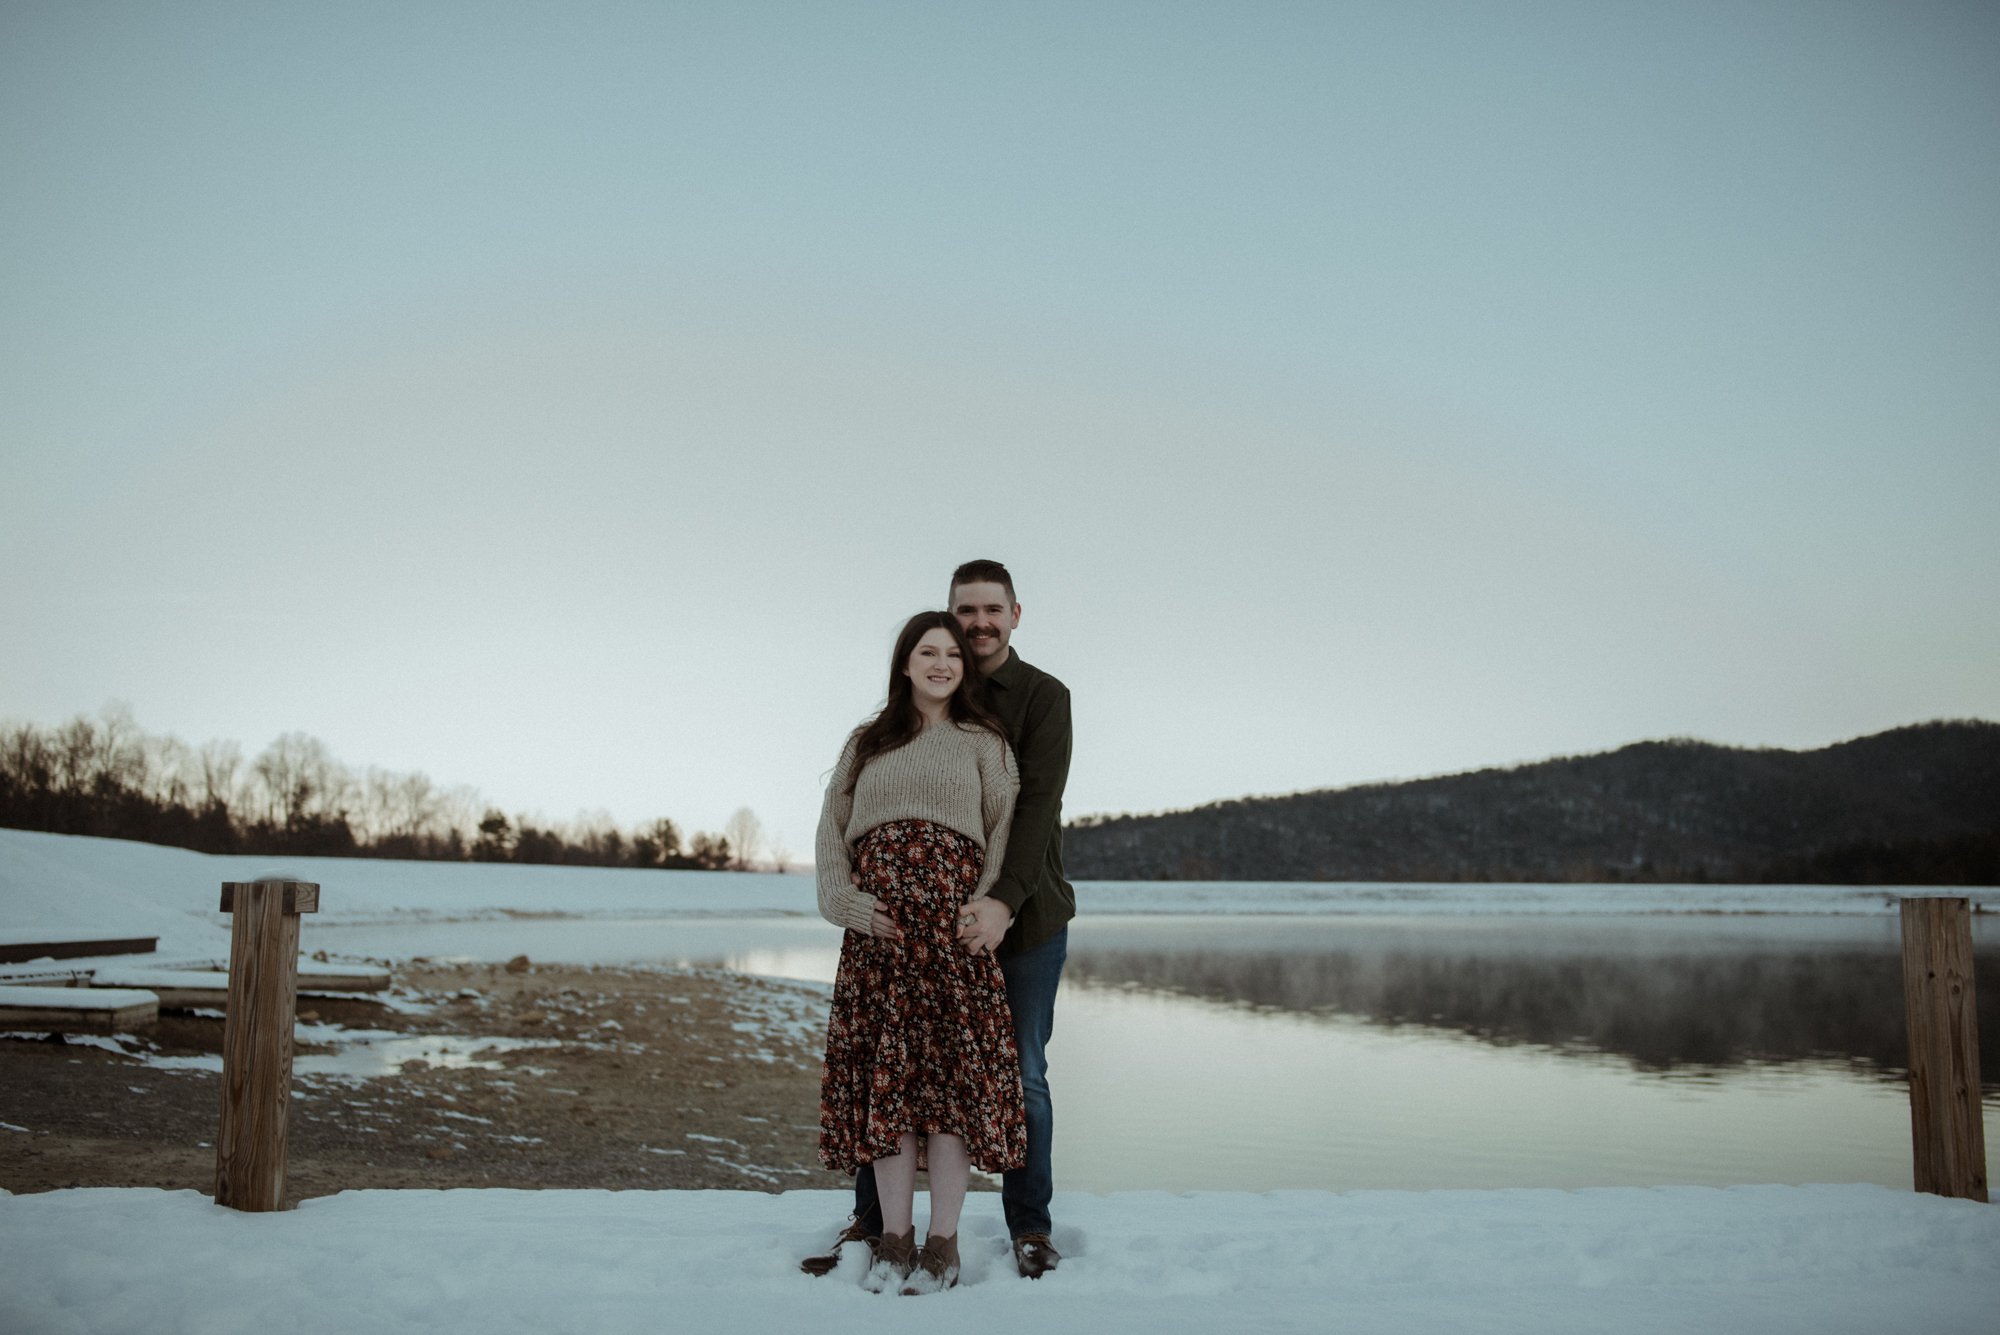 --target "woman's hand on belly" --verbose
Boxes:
[851,871,906,939]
